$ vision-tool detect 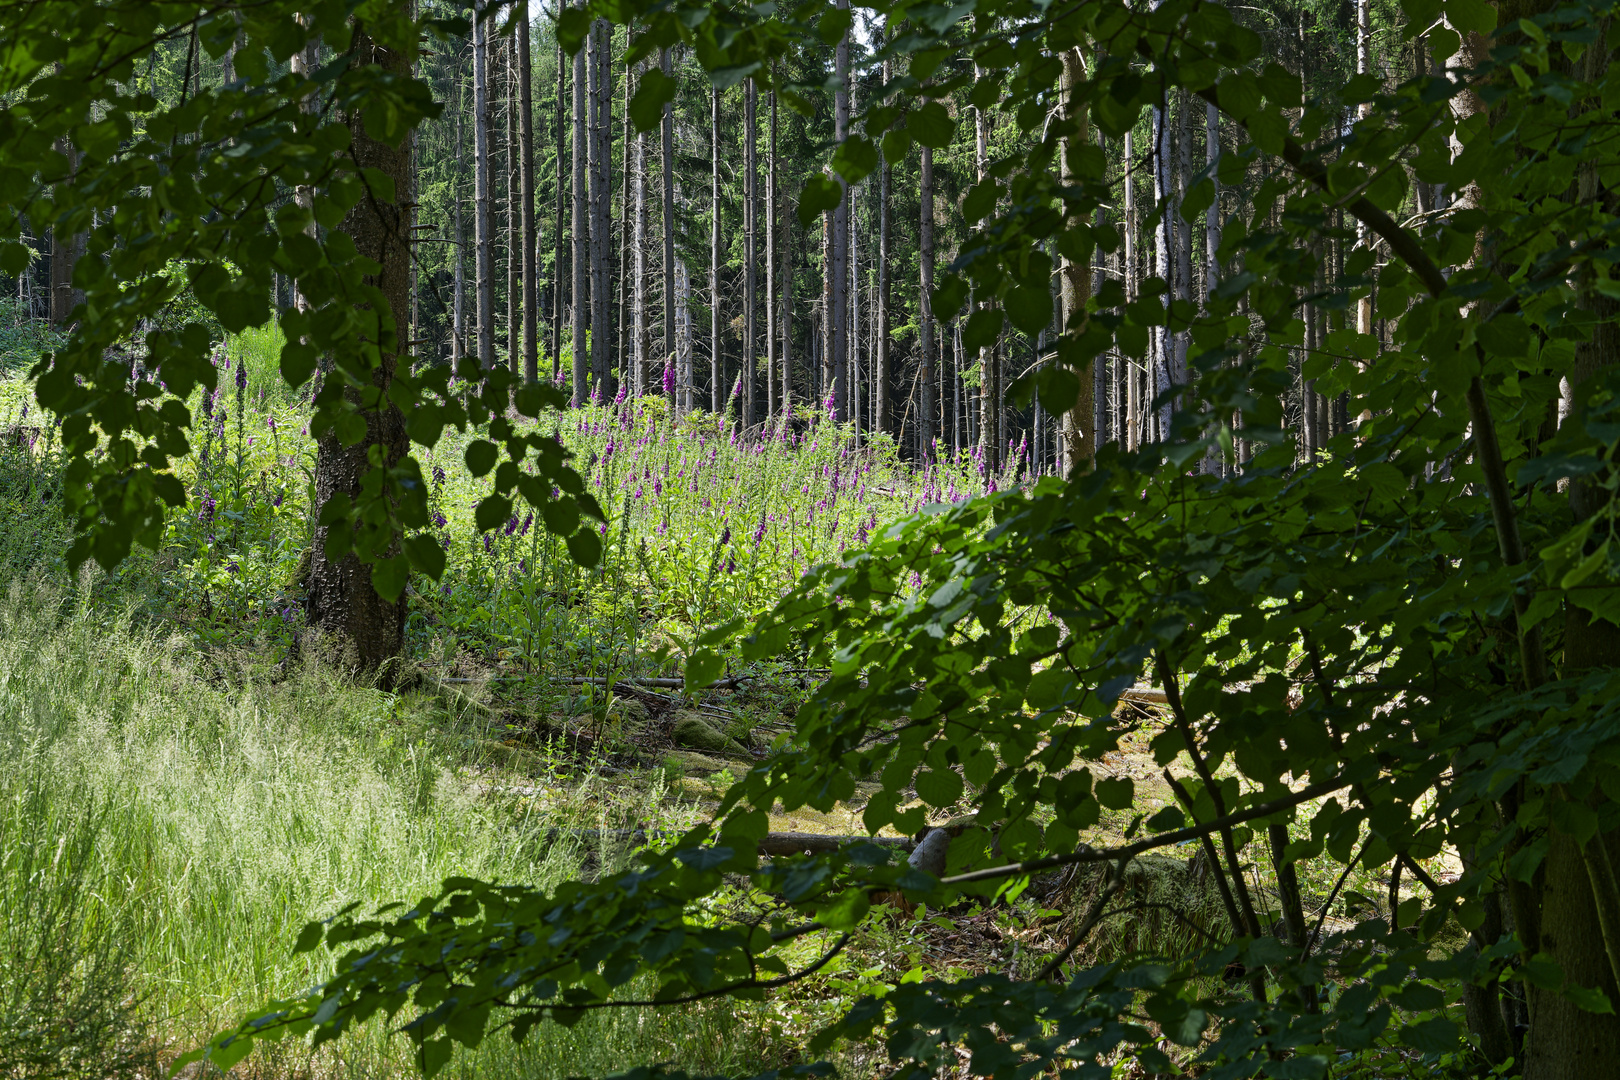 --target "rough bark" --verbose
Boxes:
[975,73,999,468]
[552,22,565,379]
[919,144,936,457]
[710,85,722,413]
[452,82,466,365]
[766,75,778,420]
[1059,48,1093,474]
[661,47,676,401]
[743,78,758,427]
[876,40,892,440]
[828,0,850,422]
[1151,84,1174,444]
[587,17,612,397]
[570,14,588,403]
[472,0,495,369]
[306,23,412,674]
[49,138,82,327]
[518,13,538,385]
